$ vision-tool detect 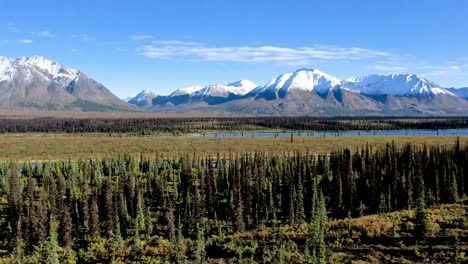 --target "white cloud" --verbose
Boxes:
[18,39,33,44]
[130,34,153,41]
[138,41,390,65]
[38,31,55,38]
[423,64,466,77]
